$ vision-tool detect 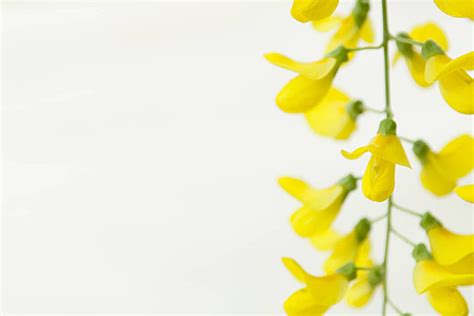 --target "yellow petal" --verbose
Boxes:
[406,52,431,87]
[304,87,356,140]
[427,287,468,316]
[368,134,411,167]
[264,53,337,80]
[429,226,474,267]
[282,257,311,283]
[284,289,328,316]
[392,51,402,66]
[341,146,370,160]
[346,279,375,308]
[438,71,474,114]
[436,52,474,78]
[310,228,343,251]
[409,22,449,51]
[362,156,395,202]
[425,54,451,84]
[434,0,474,19]
[359,18,375,44]
[326,15,359,53]
[291,0,340,23]
[276,73,336,113]
[304,273,349,306]
[355,239,372,267]
[455,184,474,203]
[278,177,312,202]
[312,15,343,32]
[290,203,342,237]
[323,232,359,274]
[445,253,474,274]
[413,260,474,294]
[421,155,457,196]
